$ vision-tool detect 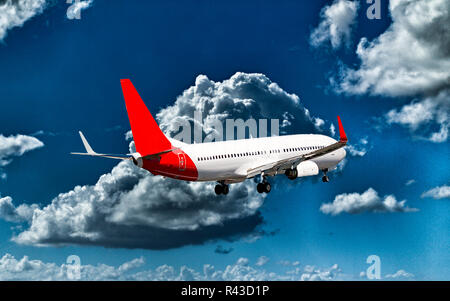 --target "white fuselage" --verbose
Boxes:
[172,134,346,182]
